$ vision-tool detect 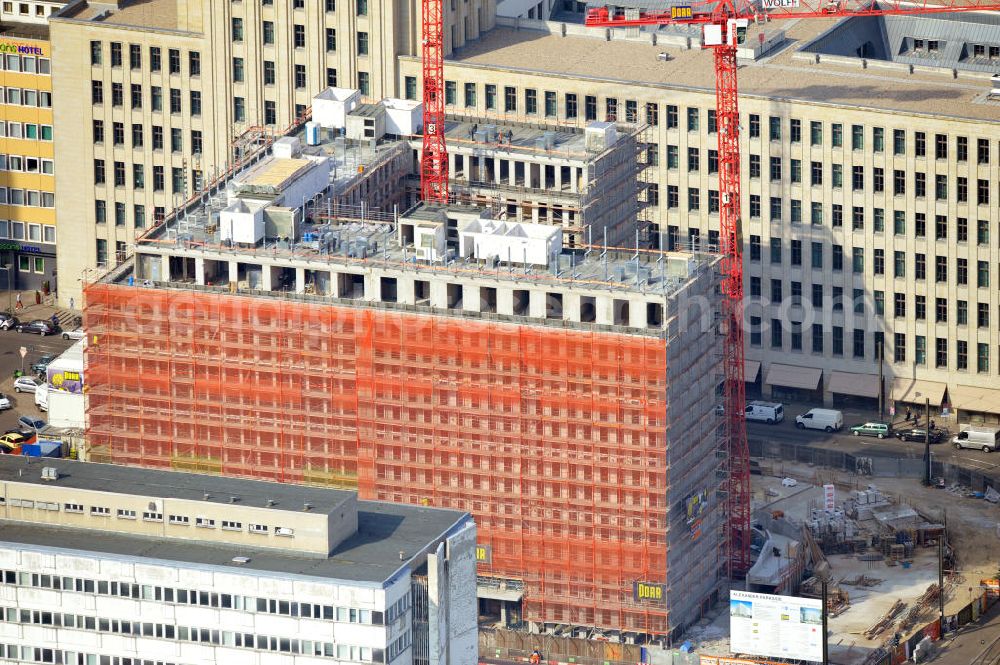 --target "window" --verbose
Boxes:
[790,199,801,224]
[978,137,990,164]
[978,260,990,287]
[894,333,906,363]
[232,17,244,41]
[294,24,306,48]
[873,127,884,152]
[585,95,596,121]
[936,297,948,323]
[978,344,989,373]
[688,148,700,172]
[749,195,761,218]
[852,248,864,273]
[90,506,110,516]
[687,188,699,210]
[151,86,162,111]
[91,80,103,105]
[134,205,145,228]
[189,51,200,76]
[915,131,925,156]
[356,0,367,13]
[749,235,761,261]
[770,197,782,221]
[94,200,106,225]
[790,159,800,183]
[811,203,822,226]
[707,109,717,133]
[769,237,781,263]
[525,89,537,115]
[852,166,864,191]
[750,317,761,346]
[769,157,781,181]
[771,319,783,349]
[264,100,276,125]
[978,179,990,205]
[263,61,275,85]
[292,64,306,89]
[873,208,884,232]
[915,336,926,366]
[893,129,905,155]
[810,121,822,146]
[687,107,699,131]
[93,159,105,185]
[853,329,865,359]
[133,164,144,189]
[810,161,822,186]
[893,169,905,195]
[233,97,245,122]
[832,204,843,227]
[851,124,863,150]
[832,245,843,271]
[832,326,844,356]
[956,135,968,162]
[90,40,102,65]
[935,338,947,368]
[873,248,884,275]
[149,46,161,71]
[646,102,658,126]
[915,172,926,198]
[117,509,136,520]
[544,91,557,118]
[110,42,122,67]
[893,292,906,318]
[167,48,180,74]
[232,57,244,82]
[769,116,780,140]
[978,302,990,328]
[249,523,268,534]
[504,86,517,113]
[222,520,243,530]
[357,32,368,55]
[169,88,181,113]
[263,21,275,44]
[832,163,842,188]
[831,123,842,147]
[915,253,926,280]
[935,175,947,200]
[957,299,968,325]
[790,118,800,143]
[749,154,760,178]
[326,68,337,87]
[196,517,216,528]
[168,514,190,525]
[605,97,617,121]
[485,85,496,110]
[748,113,759,138]
[934,133,947,159]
